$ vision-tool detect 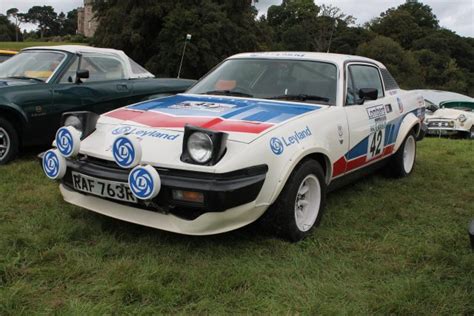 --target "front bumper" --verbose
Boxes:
[60,184,267,235]
[426,120,467,135]
[39,153,269,234]
[59,155,267,219]
[426,127,467,135]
